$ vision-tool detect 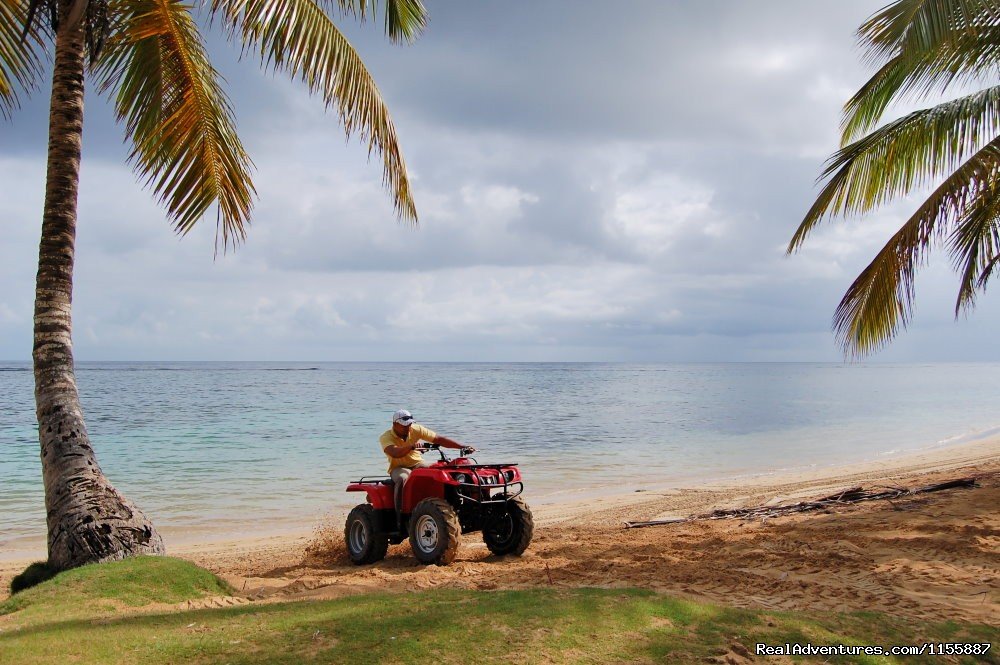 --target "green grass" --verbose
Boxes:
[0,557,996,664]
[1,557,231,624]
